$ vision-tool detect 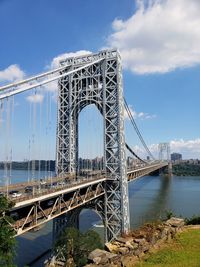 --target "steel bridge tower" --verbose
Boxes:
[158,142,170,161]
[56,49,130,241]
